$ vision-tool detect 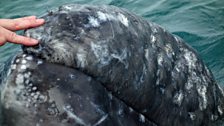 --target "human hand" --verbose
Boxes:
[0,16,45,46]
